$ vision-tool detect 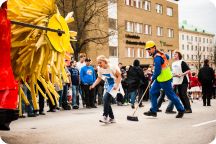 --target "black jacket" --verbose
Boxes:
[198,65,214,86]
[125,66,144,92]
